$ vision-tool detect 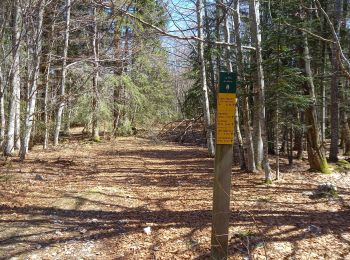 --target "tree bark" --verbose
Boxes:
[0,66,5,147]
[223,2,245,169]
[204,0,217,101]
[63,96,71,135]
[320,37,327,143]
[302,32,330,173]
[197,0,215,156]
[294,112,304,160]
[341,80,350,155]
[14,81,21,151]
[20,0,45,160]
[249,0,271,182]
[275,102,280,179]
[43,52,51,149]
[113,17,123,136]
[91,3,100,141]
[233,0,256,172]
[329,0,343,162]
[54,0,71,146]
[4,0,21,156]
